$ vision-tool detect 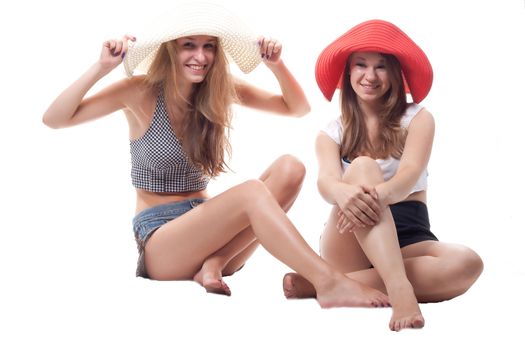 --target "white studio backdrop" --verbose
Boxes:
[0,0,524,349]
